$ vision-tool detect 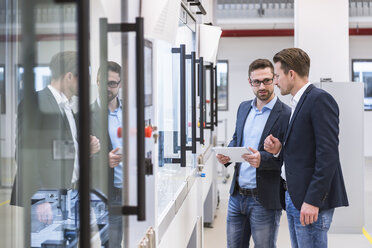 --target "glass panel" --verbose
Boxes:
[1,1,114,247]
[352,60,372,110]
[1,0,100,246]
[217,60,228,111]
[156,12,196,219]
[203,65,212,148]
[89,1,127,247]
